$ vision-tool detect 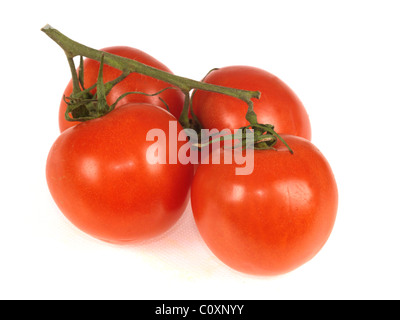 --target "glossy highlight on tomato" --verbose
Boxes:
[191,135,338,275]
[191,66,312,140]
[59,46,185,132]
[47,103,194,243]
